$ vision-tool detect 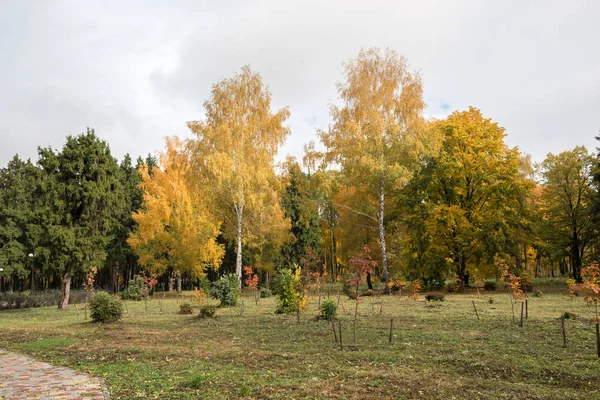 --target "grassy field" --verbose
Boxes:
[1,282,600,399]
